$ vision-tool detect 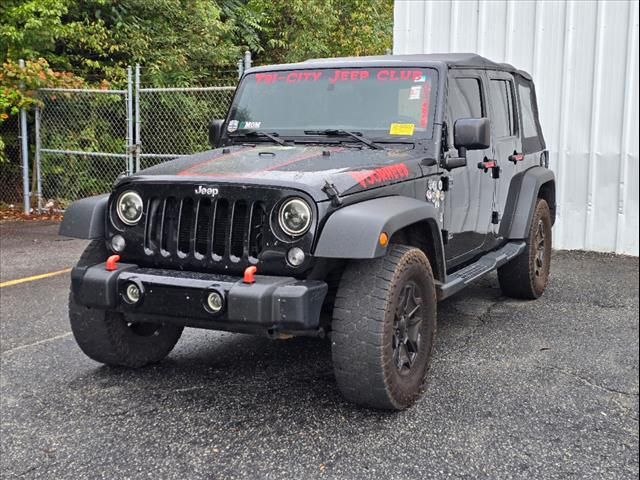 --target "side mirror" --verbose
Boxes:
[208,119,224,148]
[454,118,490,151]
